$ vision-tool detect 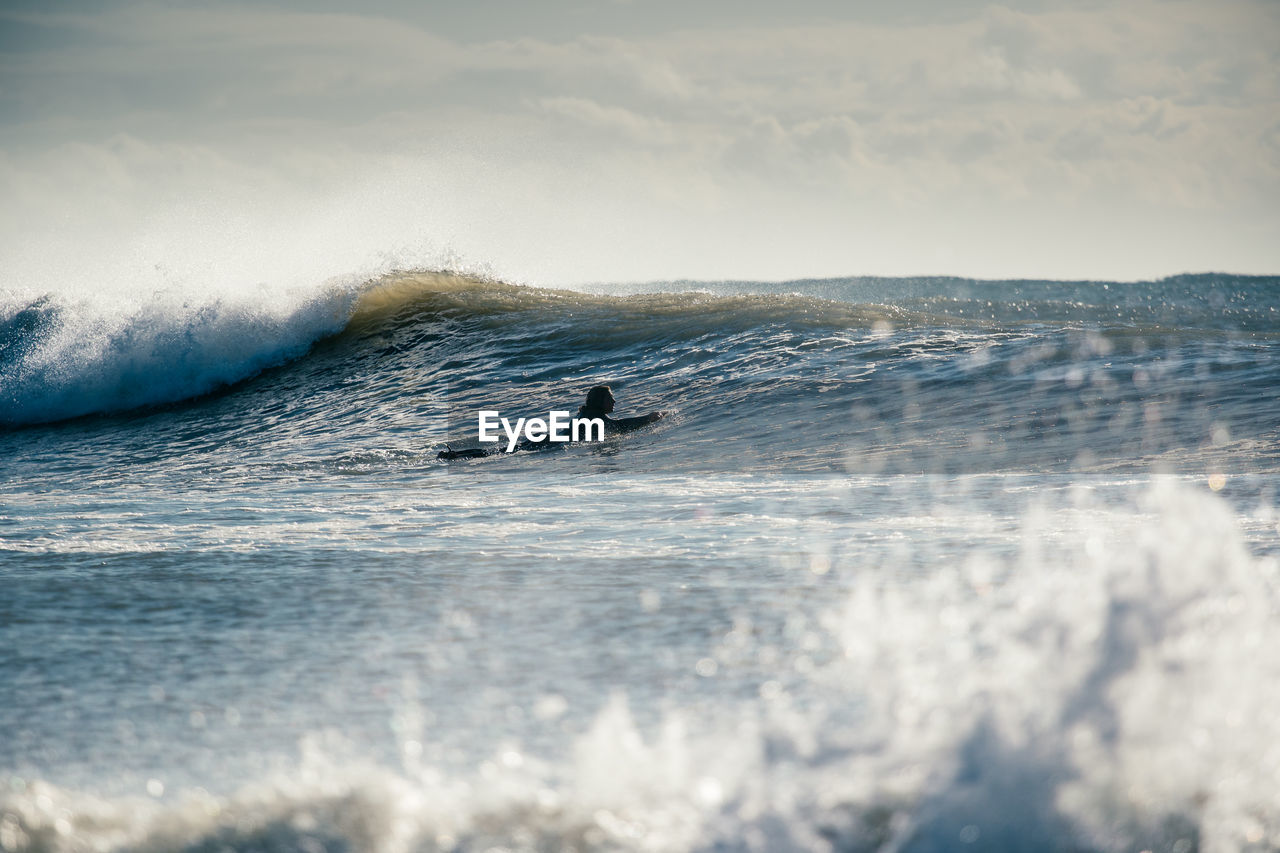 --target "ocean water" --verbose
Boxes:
[2,272,1279,852]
